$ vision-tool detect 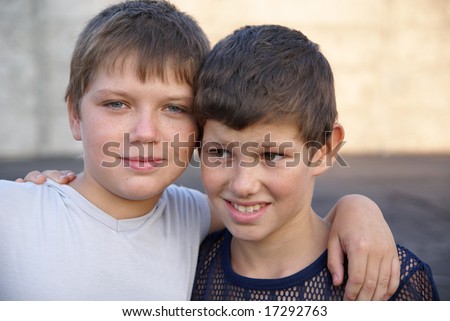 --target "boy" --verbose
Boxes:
[0,0,211,300]
[3,0,398,300]
[190,24,440,300]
